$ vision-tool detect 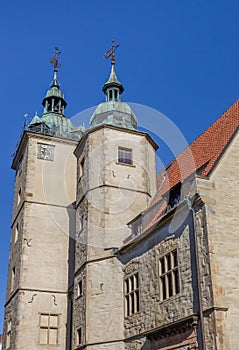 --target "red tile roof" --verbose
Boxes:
[154,98,239,205]
[124,99,239,245]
